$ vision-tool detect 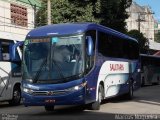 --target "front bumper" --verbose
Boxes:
[22,88,85,106]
